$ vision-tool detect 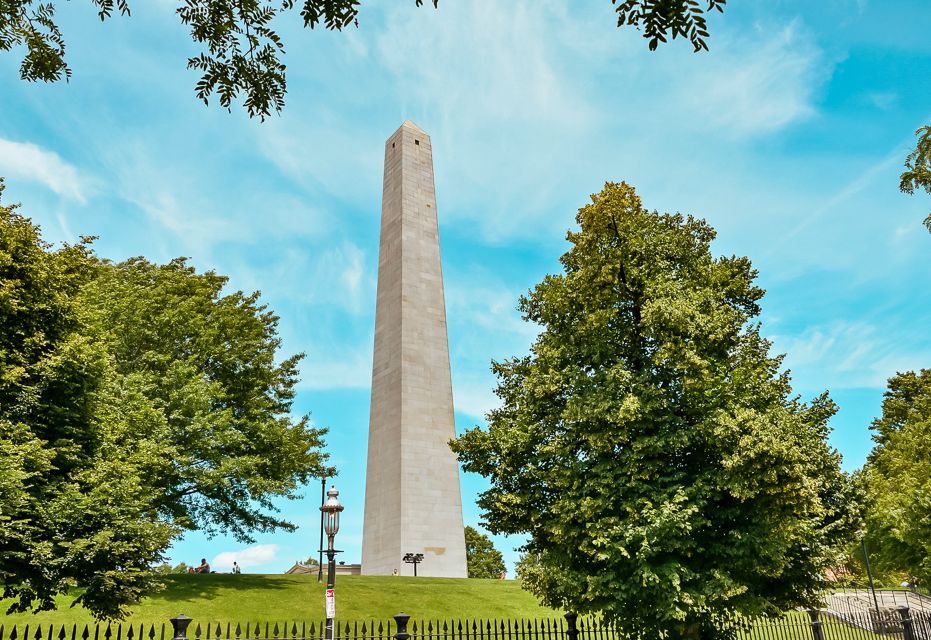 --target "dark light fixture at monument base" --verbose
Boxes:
[402,552,424,577]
